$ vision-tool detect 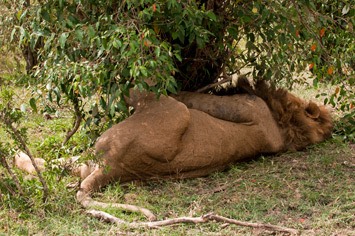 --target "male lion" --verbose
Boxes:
[76,80,333,220]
